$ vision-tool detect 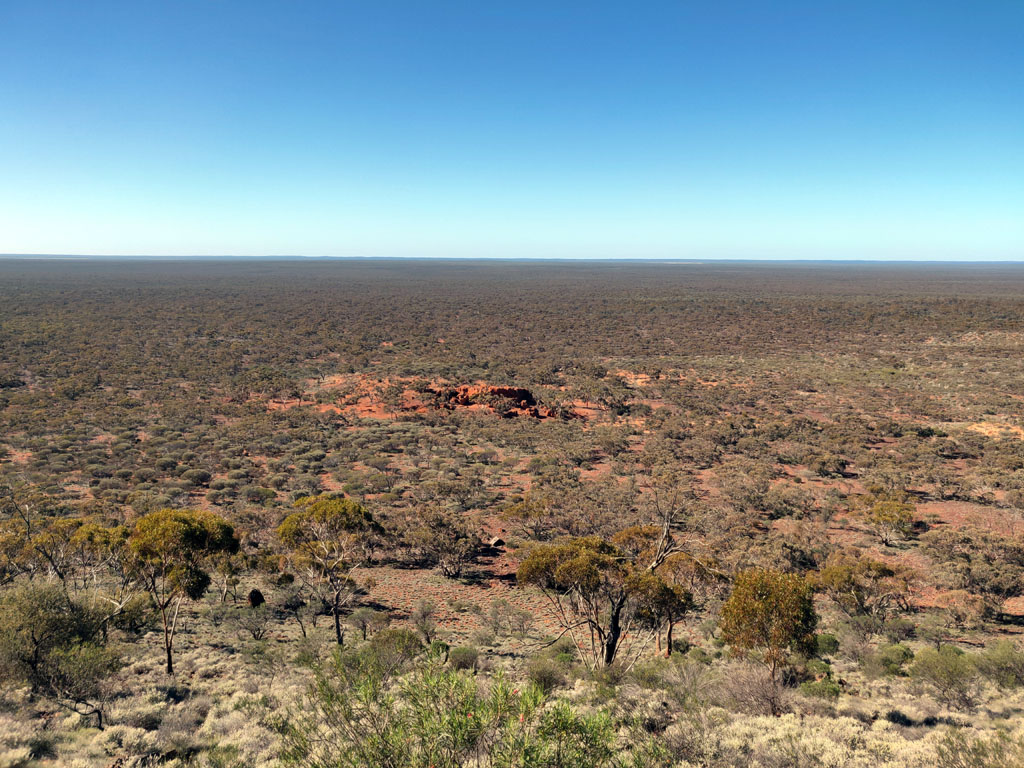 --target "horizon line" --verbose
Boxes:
[3,253,1024,265]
